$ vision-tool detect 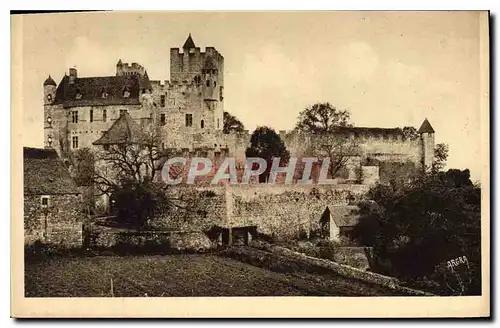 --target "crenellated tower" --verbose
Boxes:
[169,34,224,132]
